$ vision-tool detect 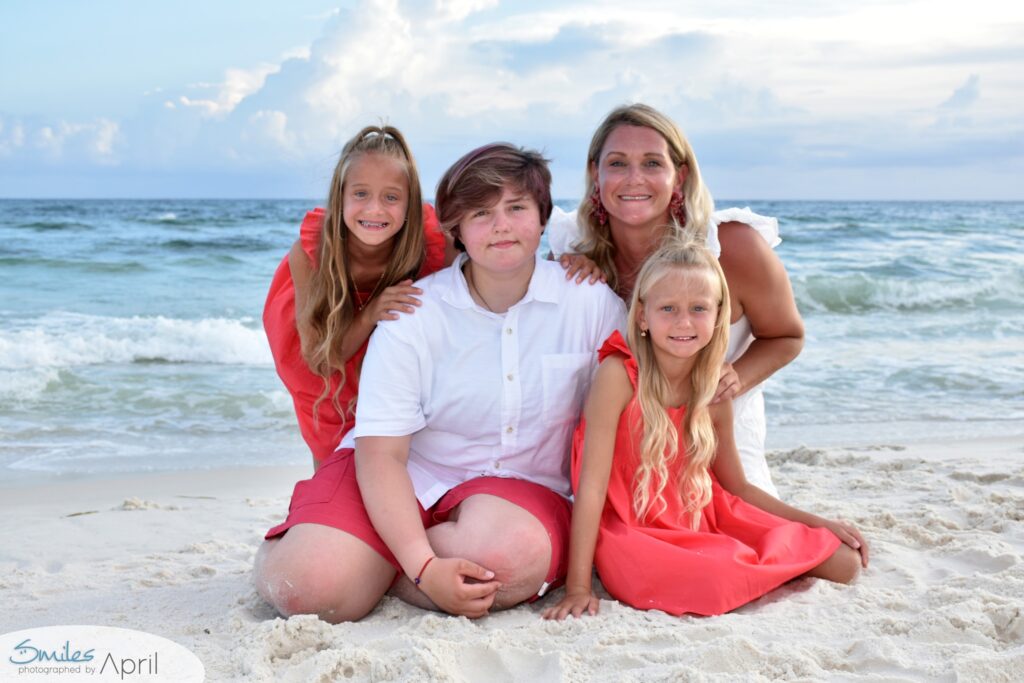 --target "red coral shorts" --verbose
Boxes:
[265,449,571,600]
